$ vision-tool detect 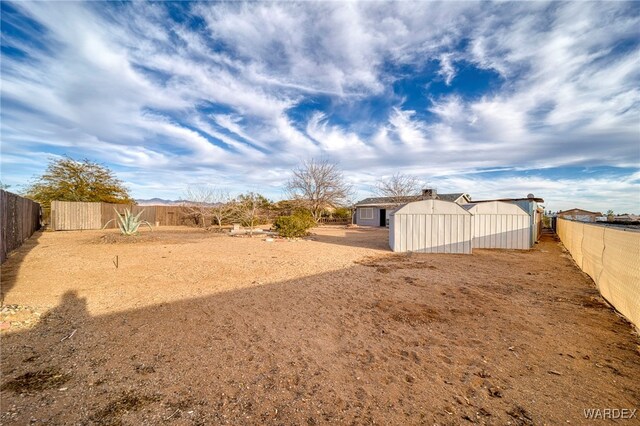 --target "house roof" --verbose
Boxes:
[355,193,467,206]
[463,201,529,215]
[438,193,468,202]
[558,208,602,216]
[473,197,544,203]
